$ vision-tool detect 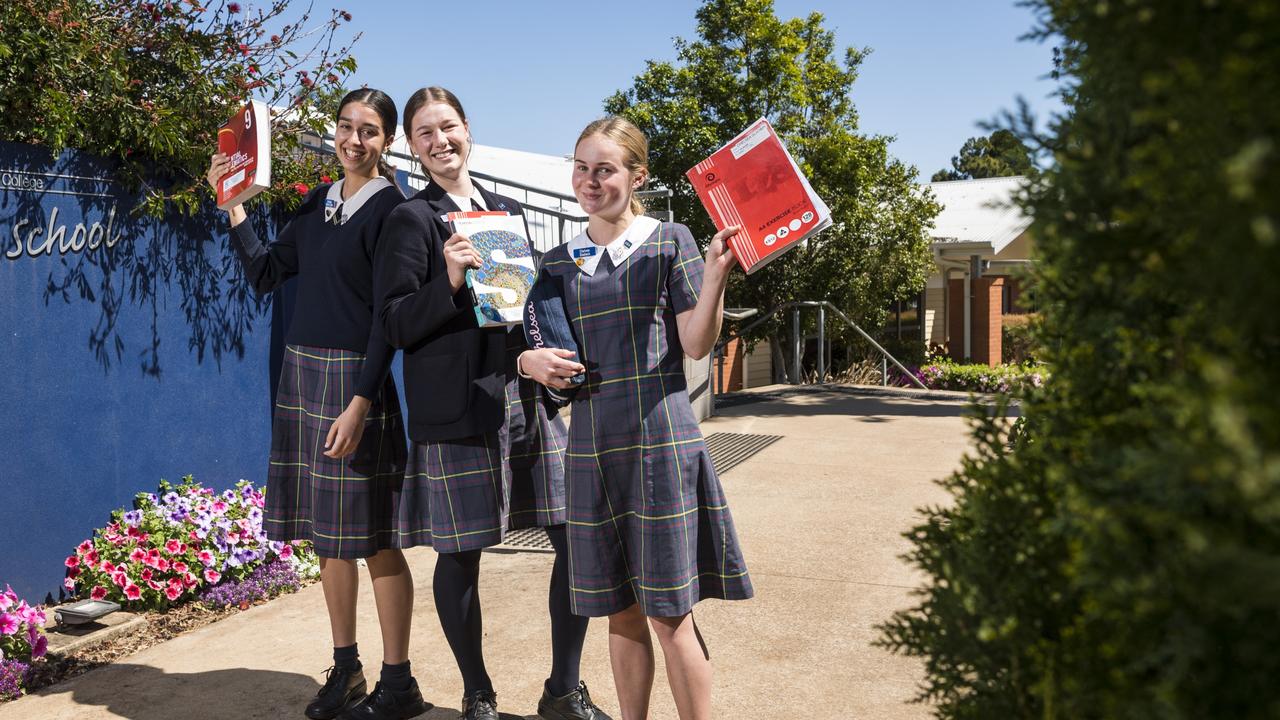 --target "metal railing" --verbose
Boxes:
[307,134,676,253]
[712,301,927,407]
